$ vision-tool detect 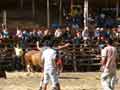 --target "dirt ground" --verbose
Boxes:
[0,70,120,90]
